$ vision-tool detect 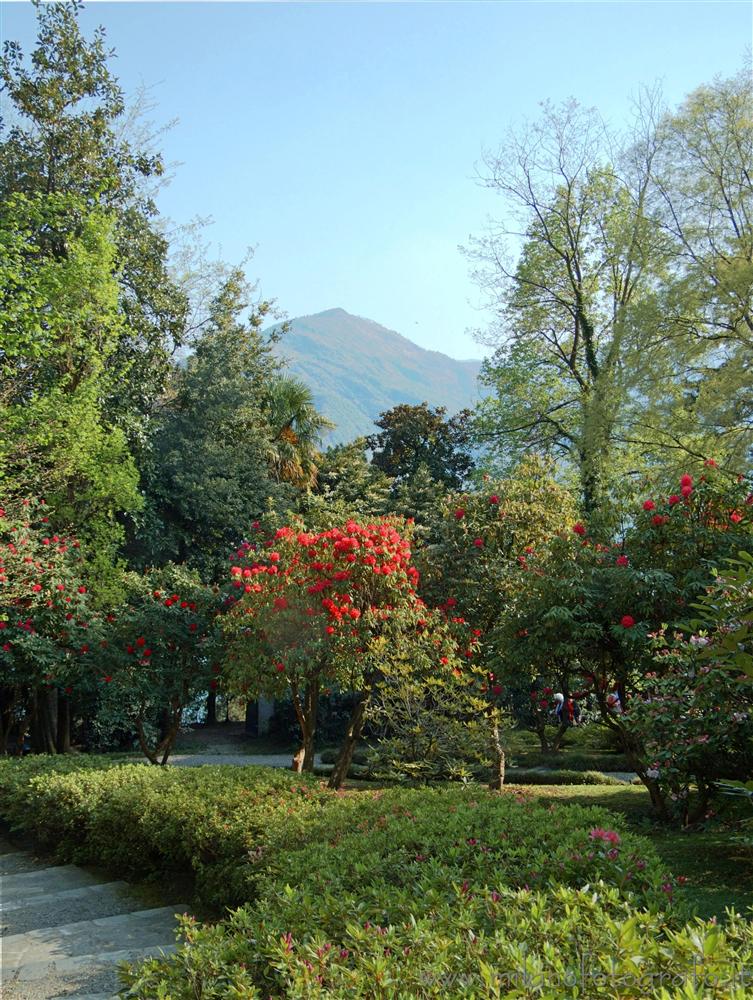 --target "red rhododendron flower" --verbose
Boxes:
[704,459,717,468]
[454,508,465,520]
[489,495,499,504]
[620,615,635,628]
[572,523,586,536]
[731,512,743,523]
[680,474,693,488]
[473,538,484,548]
[668,495,681,506]
[615,555,629,567]
[681,484,693,498]
[643,500,655,511]
[136,637,146,647]
[652,514,666,527]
